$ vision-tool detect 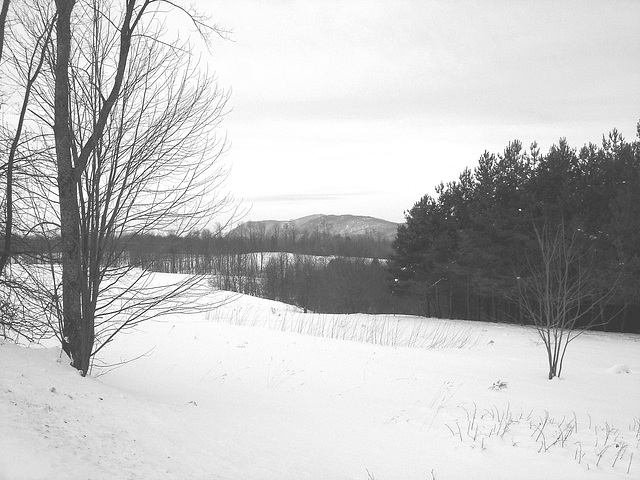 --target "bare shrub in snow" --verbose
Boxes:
[516,220,619,379]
